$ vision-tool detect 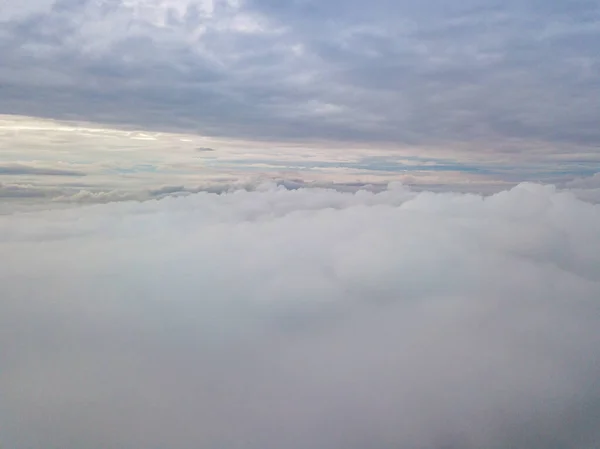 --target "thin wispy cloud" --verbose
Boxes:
[0,163,85,176]
[2,114,599,213]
